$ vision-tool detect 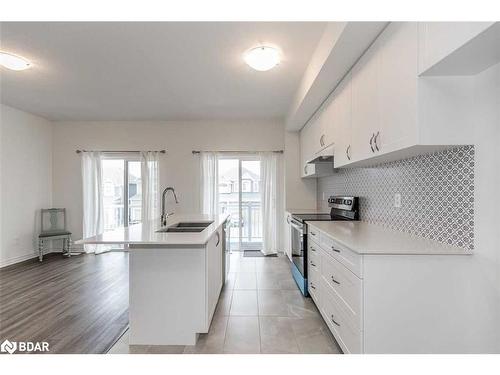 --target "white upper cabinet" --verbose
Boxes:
[378,22,418,155]
[351,22,419,163]
[351,38,381,163]
[299,21,477,173]
[331,72,352,168]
